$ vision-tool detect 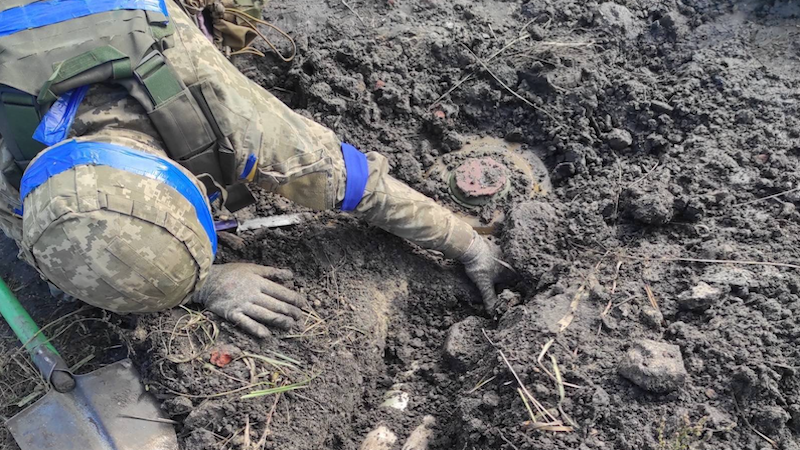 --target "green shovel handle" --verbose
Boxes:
[0,279,57,355]
[0,278,76,392]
